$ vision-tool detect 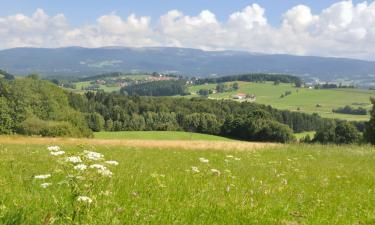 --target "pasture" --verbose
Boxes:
[0,137,374,224]
[94,131,232,141]
[188,81,375,121]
